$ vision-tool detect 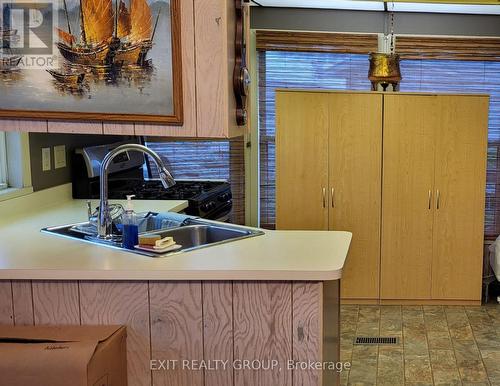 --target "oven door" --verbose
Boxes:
[204,201,233,222]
